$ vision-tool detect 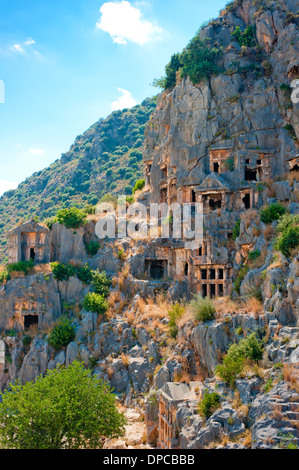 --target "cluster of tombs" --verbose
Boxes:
[2,146,297,332]
[143,148,299,298]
